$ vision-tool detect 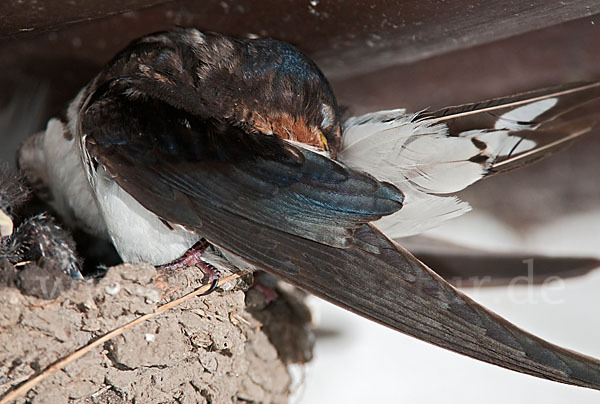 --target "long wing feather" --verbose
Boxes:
[101,165,600,389]
[205,221,600,390]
